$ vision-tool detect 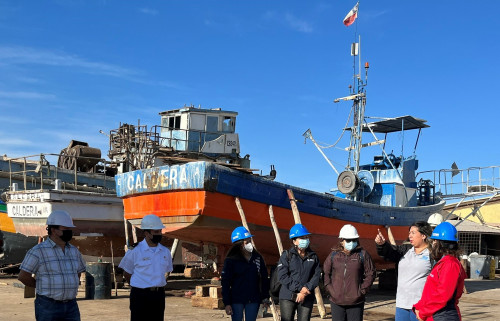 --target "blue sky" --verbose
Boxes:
[1,1,499,193]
